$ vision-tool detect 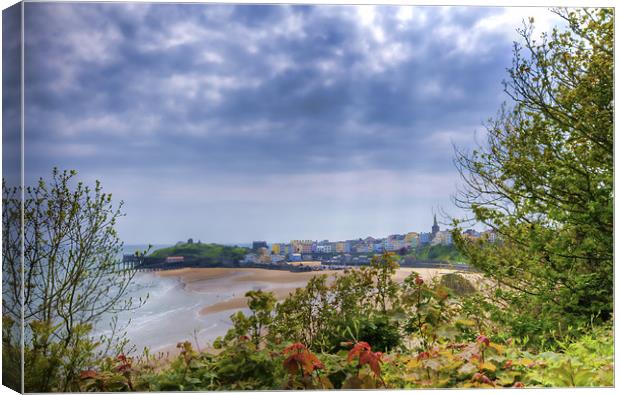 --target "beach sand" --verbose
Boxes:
[157,267,341,288]
[158,267,458,316]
